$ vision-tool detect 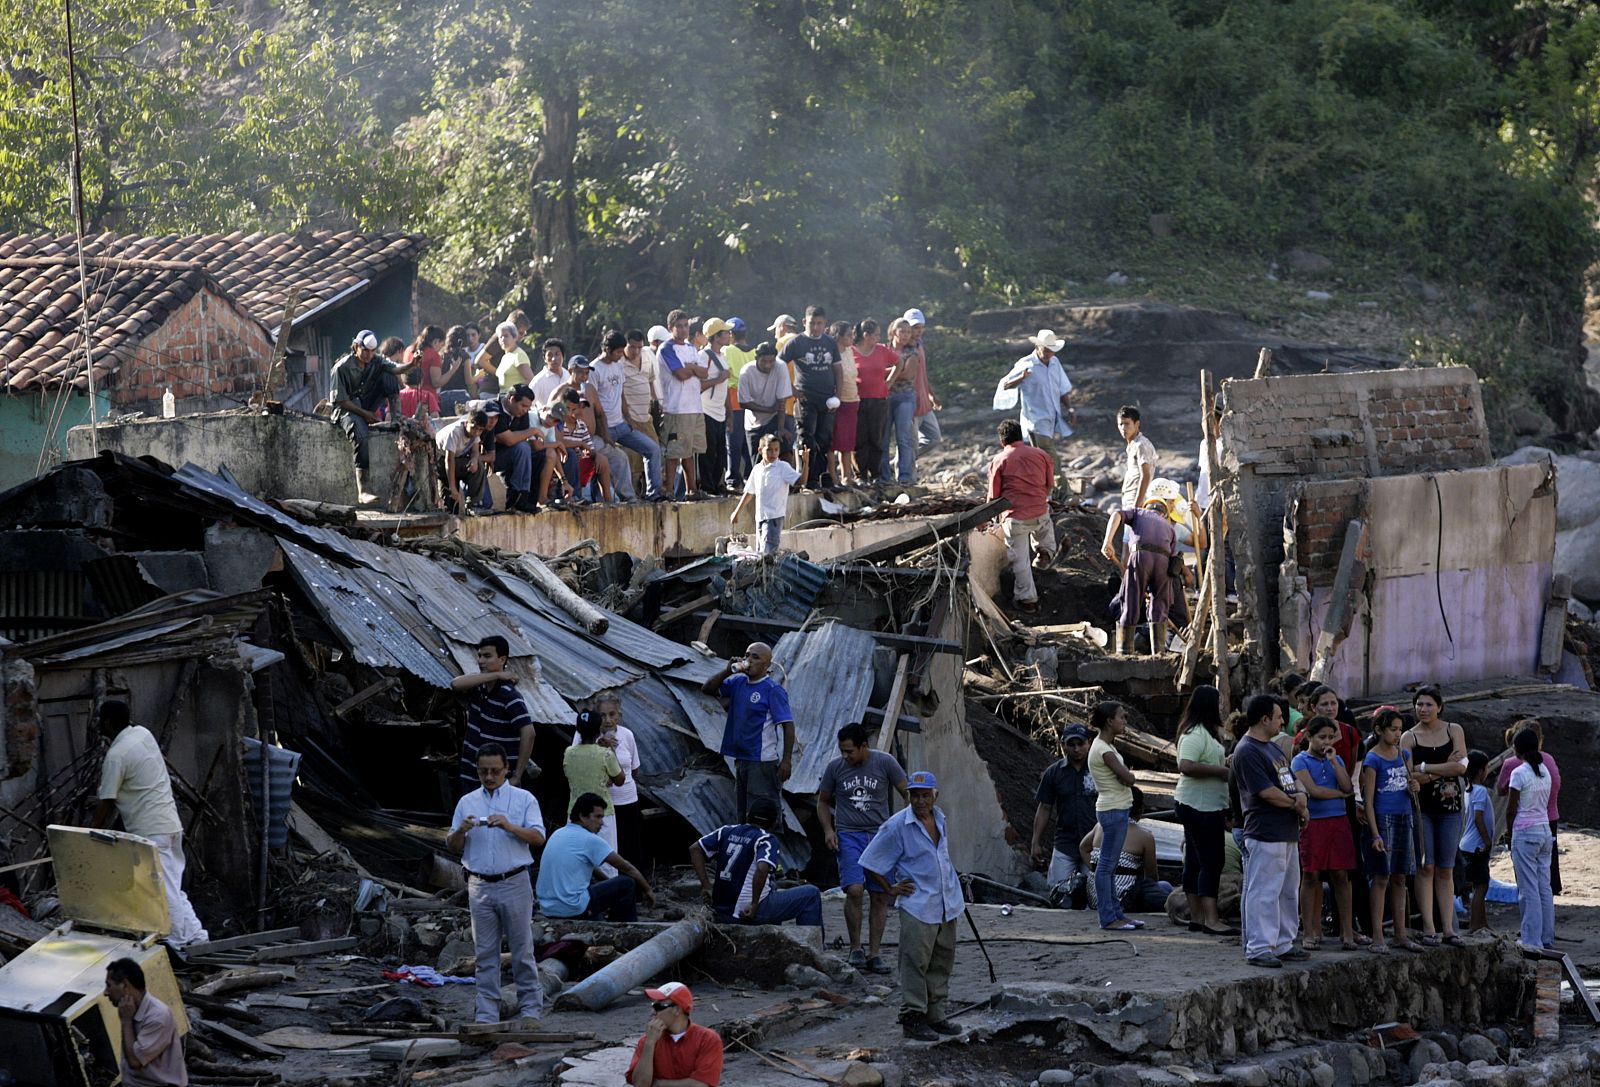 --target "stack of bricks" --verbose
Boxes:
[1534,958,1562,1042]
[1290,479,1366,586]
[115,287,272,408]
